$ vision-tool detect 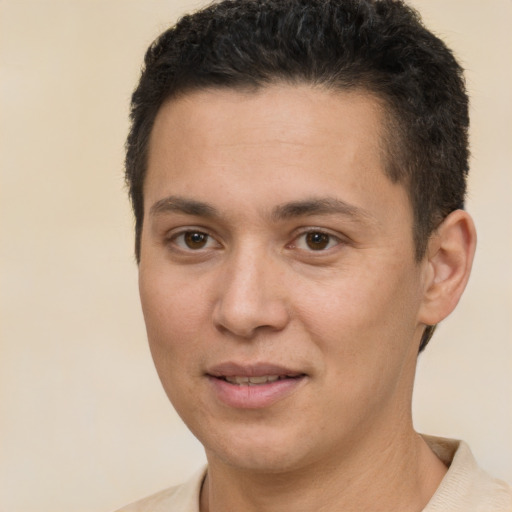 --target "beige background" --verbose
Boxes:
[1,1,511,511]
